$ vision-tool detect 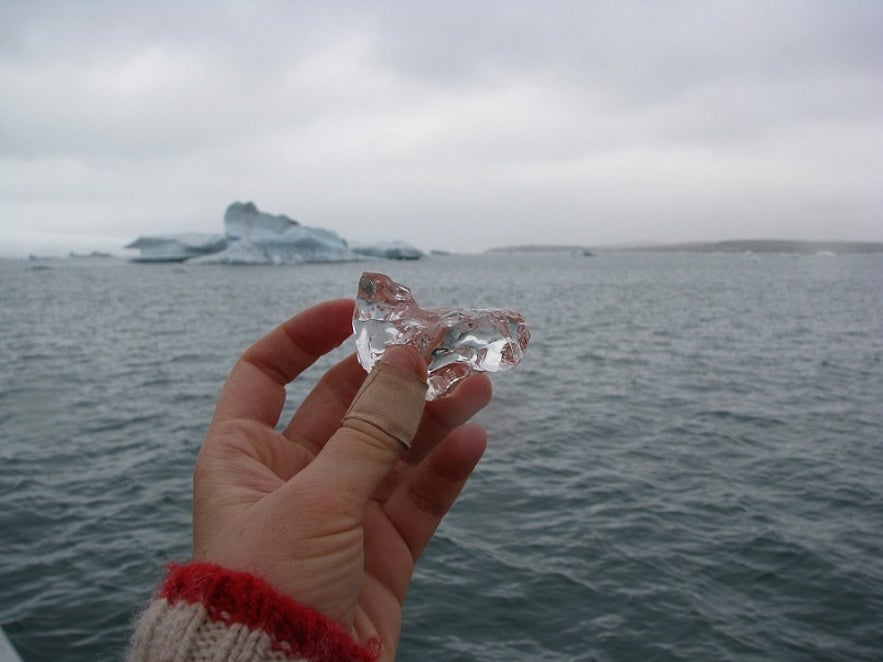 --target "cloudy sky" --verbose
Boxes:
[2,1,881,256]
